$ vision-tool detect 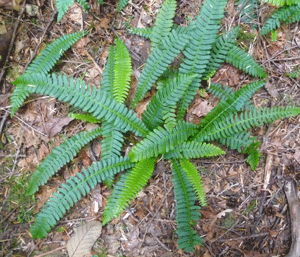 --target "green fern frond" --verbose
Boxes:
[261,4,300,35]
[225,45,267,78]
[151,0,177,48]
[244,141,260,170]
[101,45,115,95]
[164,141,225,159]
[56,0,75,22]
[11,31,85,116]
[177,0,228,119]
[127,27,153,39]
[113,38,132,103]
[131,29,190,107]
[196,80,265,141]
[101,121,124,160]
[116,0,129,11]
[75,0,90,12]
[15,73,149,137]
[98,0,104,4]
[142,74,198,130]
[68,113,101,123]
[102,158,156,224]
[180,159,207,207]
[195,106,300,142]
[218,131,256,153]
[204,26,240,79]
[163,106,177,132]
[129,121,198,162]
[27,127,103,195]
[207,83,234,100]
[30,157,134,238]
[236,0,260,28]
[171,159,202,252]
